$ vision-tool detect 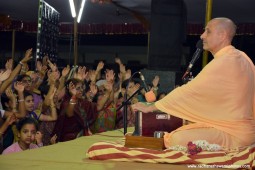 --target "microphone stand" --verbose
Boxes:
[116,72,140,135]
